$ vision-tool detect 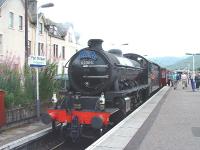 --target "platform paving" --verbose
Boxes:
[87,83,200,150]
[125,83,200,150]
[86,86,170,150]
[0,121,50,148]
